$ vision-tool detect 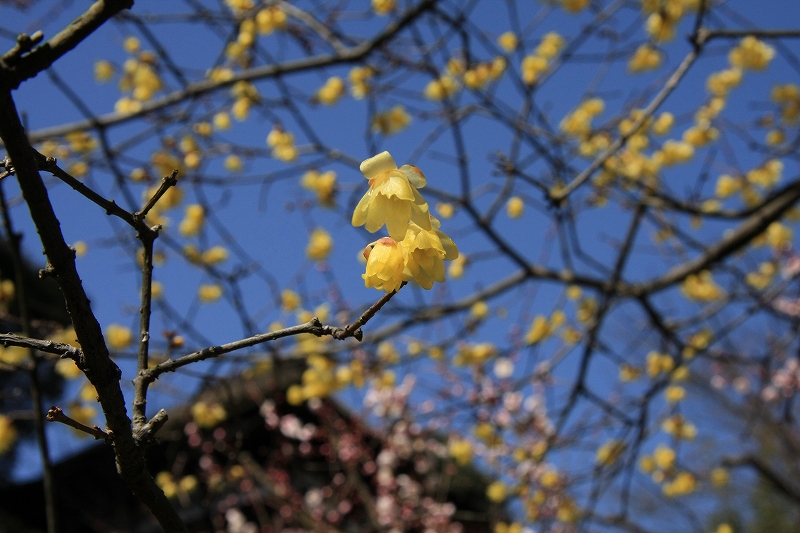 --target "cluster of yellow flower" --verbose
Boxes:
[315,76,345,105]
[190,401,227,428]
[772,83,800,123]
[179,204,205,236]
[642,0,700,42]
[0,415,17,455]
[106,323,134,349]
[680,270,724,301]
[266,125,298,162]
[286,355,363,404]
[595,439,626,466]
[521,32,565,85]
[524,307,583,346]
[225,6,287,63]
[110,37,163,114]
[372,0,396,15]
[352,152,458,292]
[371,104,412,136]
[560,97,604,141]
[306,227,332,261]
[230,80,260,121]
[628,44,663,73]
[639,444,695,496]
[155,472,198,499]
[746,261,777,290]
[301,169,337,206]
